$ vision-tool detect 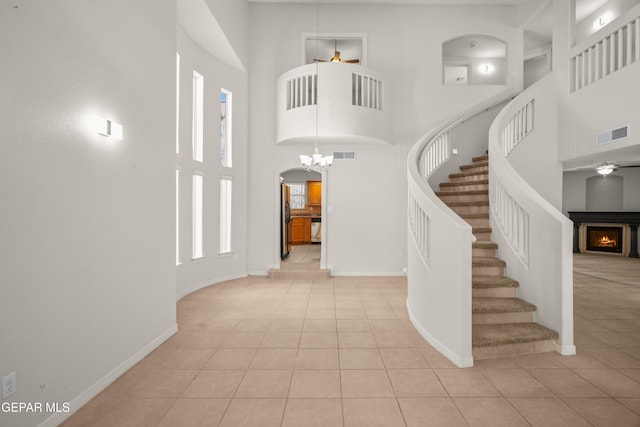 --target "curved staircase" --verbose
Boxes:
[436,155,558,360]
